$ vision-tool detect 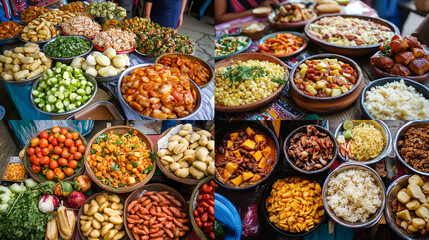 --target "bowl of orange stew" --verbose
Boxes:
[289,53,364,113]
[117,63,202,120]
[258,31,308,58]
[215,121,280,190]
